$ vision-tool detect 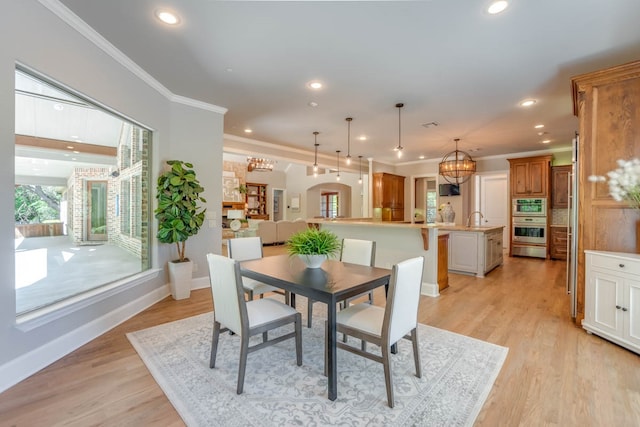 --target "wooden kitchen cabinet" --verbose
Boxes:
[550,226,568,260]
[572,60,640,324]
[372,172,405,221]
[551,165,571,208]
[438,233,449,291]
[508,155,552,197]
